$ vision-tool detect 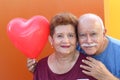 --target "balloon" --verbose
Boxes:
[7,16,50,58]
